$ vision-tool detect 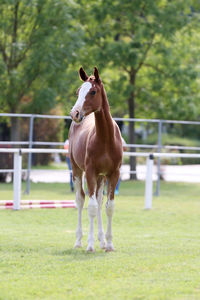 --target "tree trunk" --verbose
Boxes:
[11,117,20,142]
[128,70,137,180]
